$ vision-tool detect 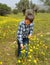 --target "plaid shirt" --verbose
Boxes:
[17,21,34,44]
